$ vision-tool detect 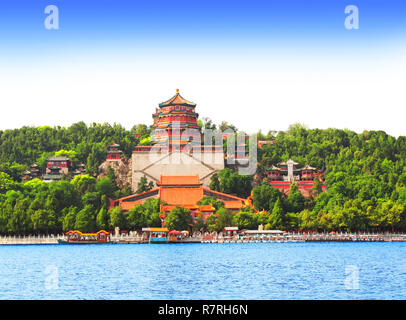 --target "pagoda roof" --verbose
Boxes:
[160,180,203,206]
[159,89,196,108]
[43,174,62,180]
[158,175,202,186]
[203,188,247,203]
[198,205,216,212]
[110,175,253,212]
[278,159,299,166]
[302,165,317,171]
[223,201,245,210]
[115,187,160,203]
[48,156,69,161]
[161,204,215,212]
